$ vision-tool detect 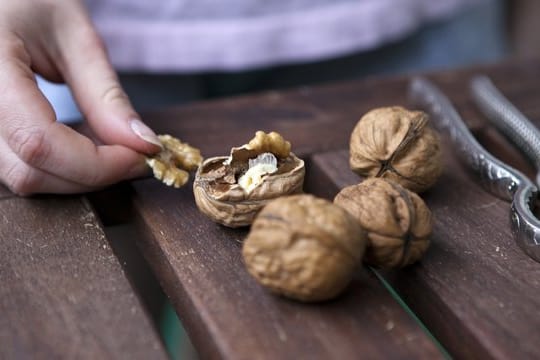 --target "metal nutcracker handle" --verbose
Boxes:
[470,75,540,185]
[408,77,540,263]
